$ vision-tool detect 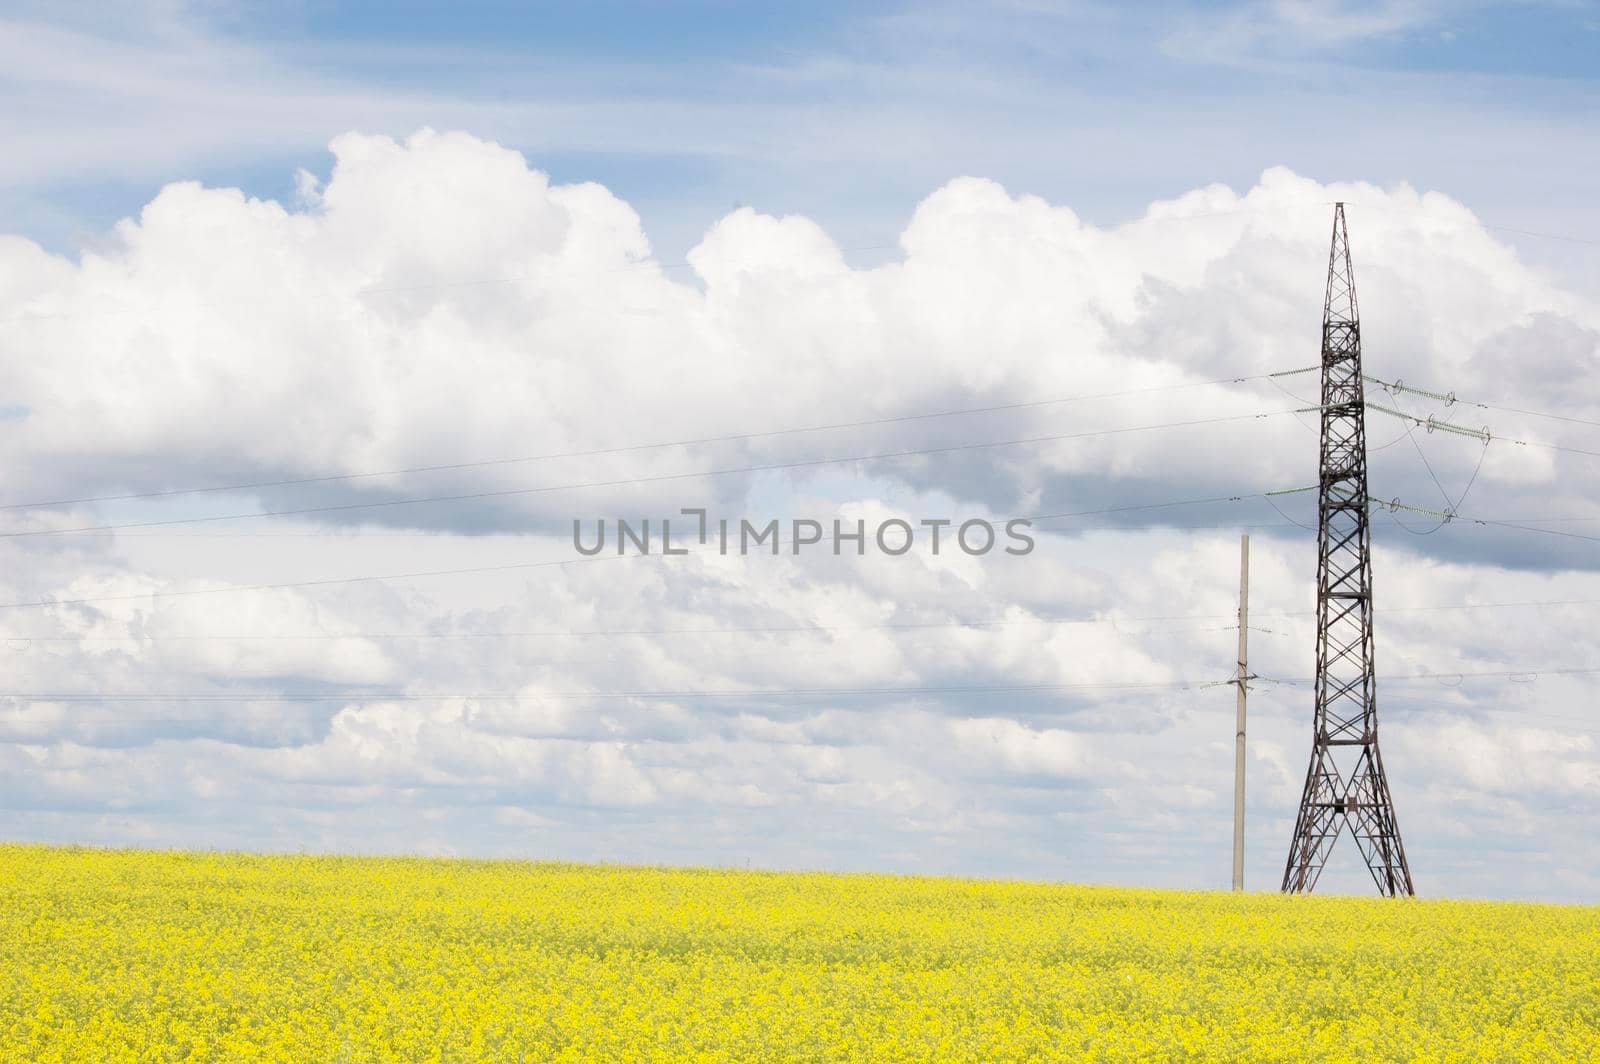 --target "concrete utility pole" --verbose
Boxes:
[1232,533,1249,891]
